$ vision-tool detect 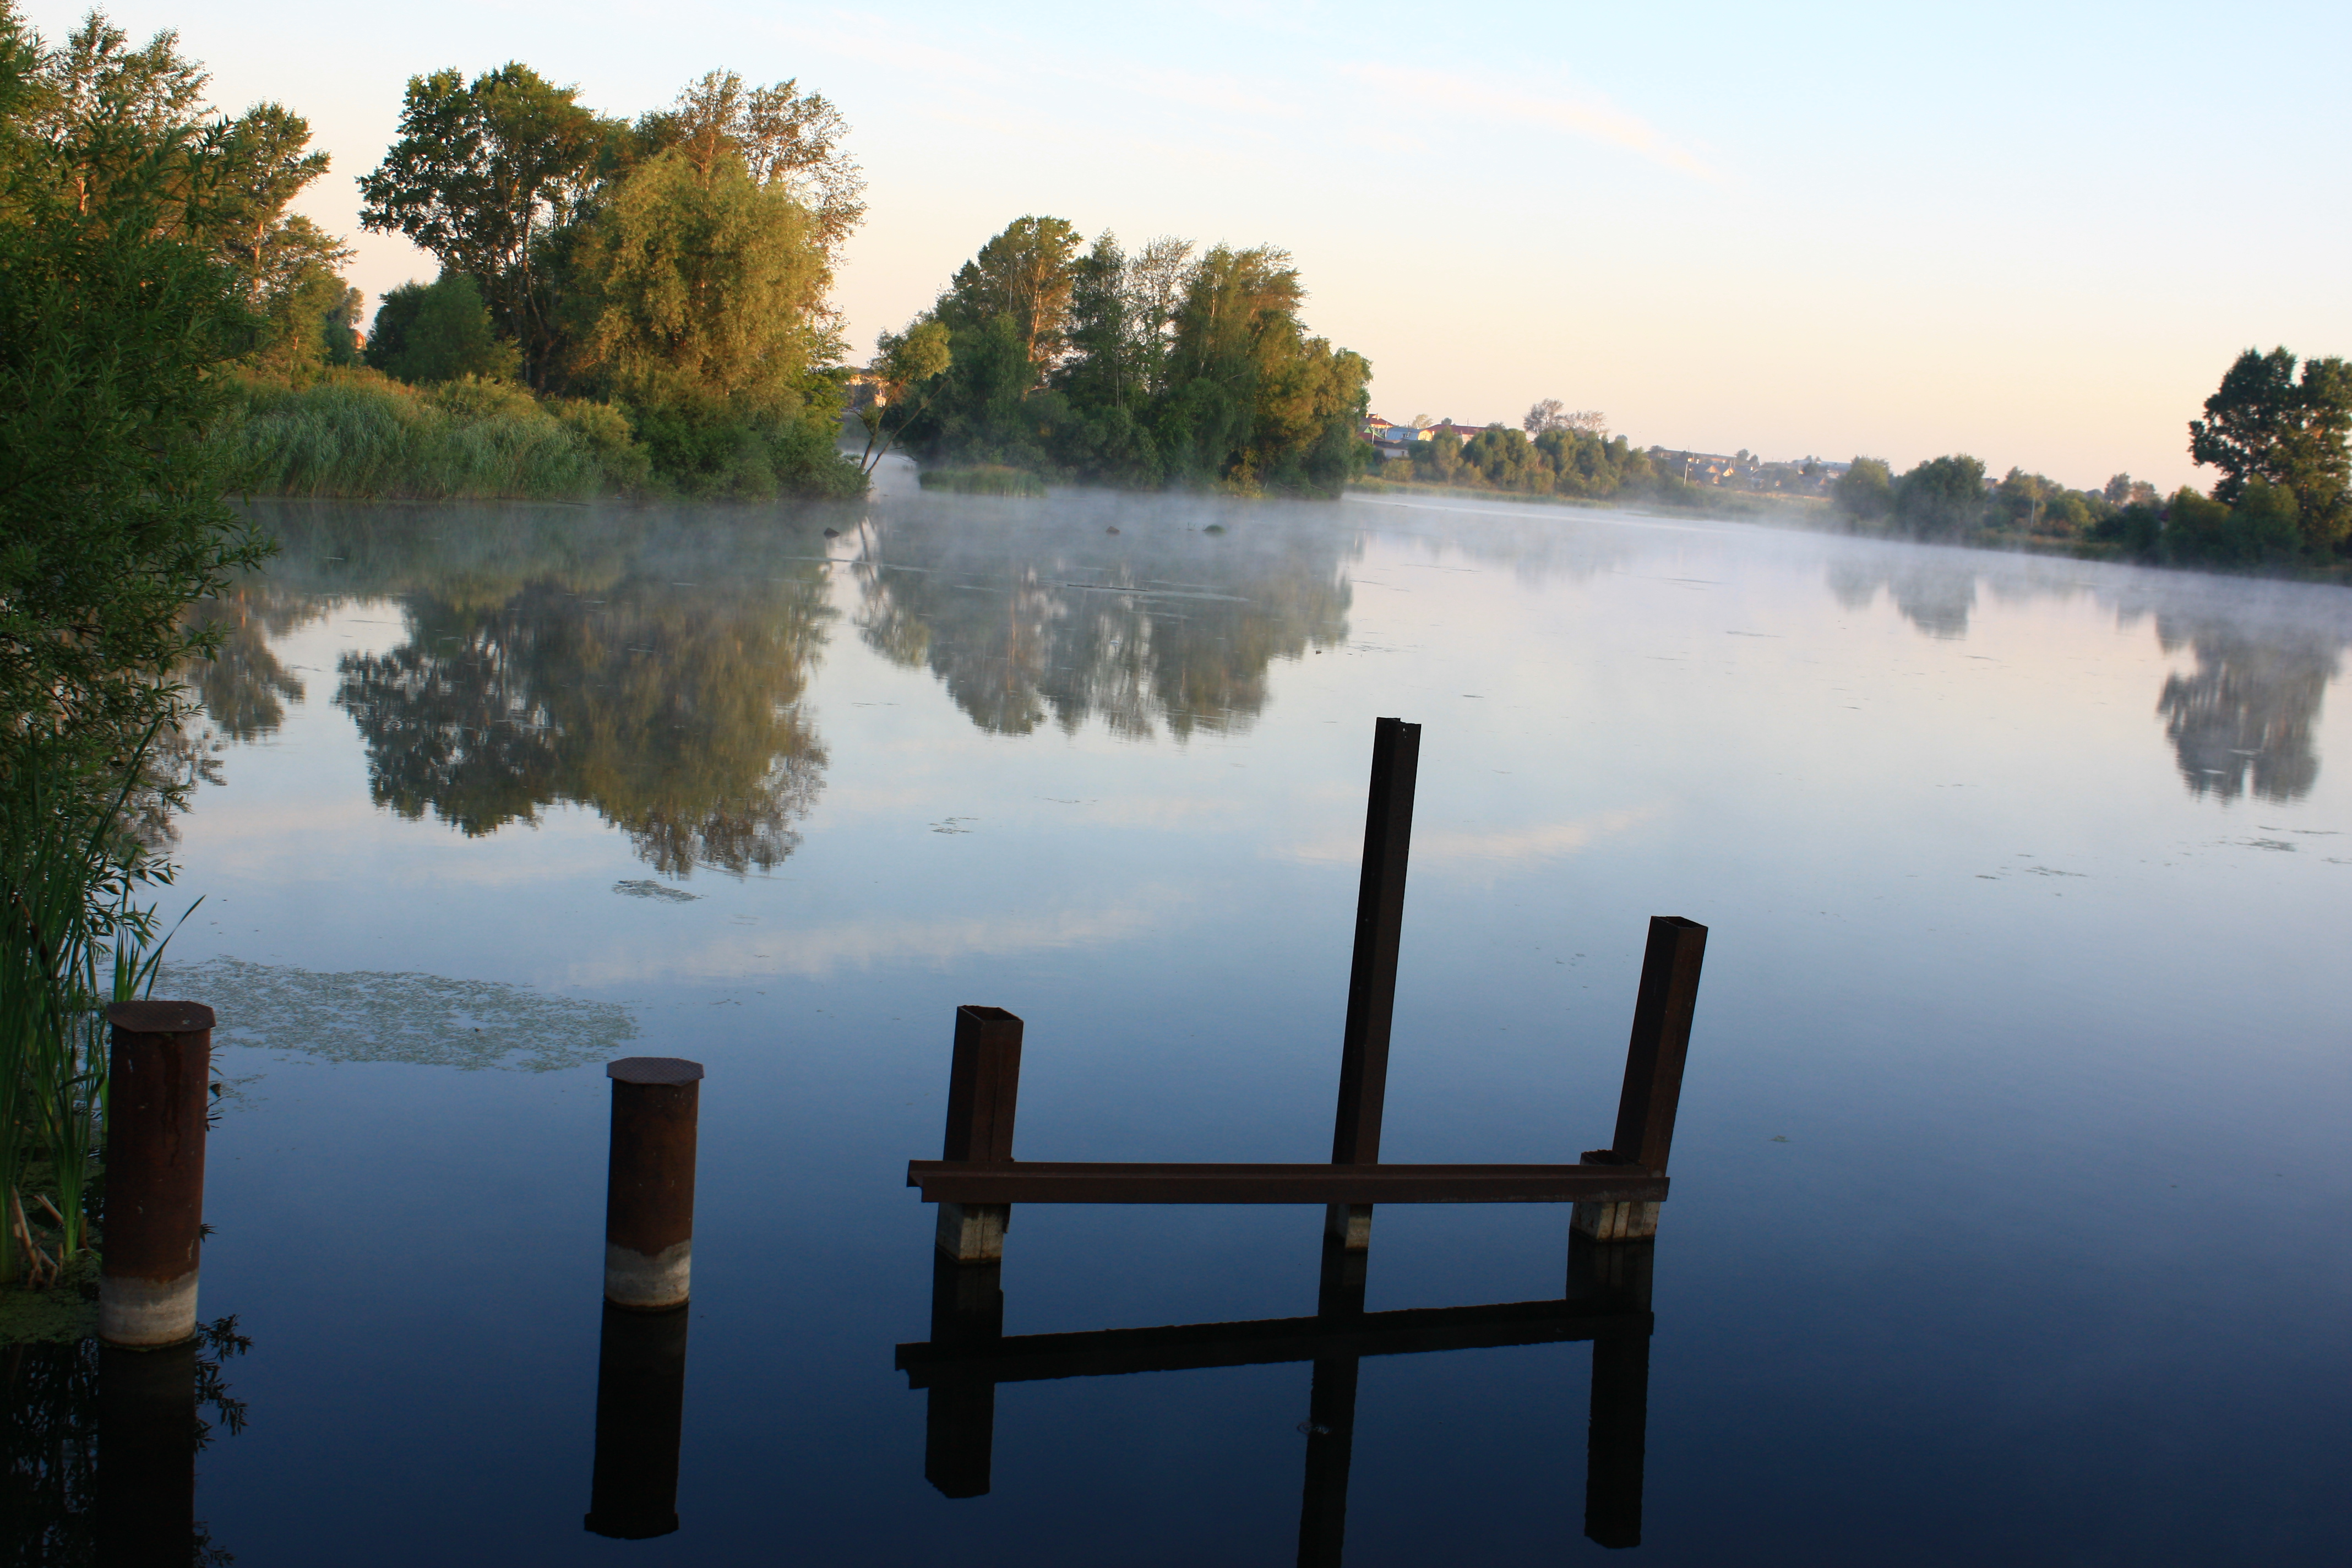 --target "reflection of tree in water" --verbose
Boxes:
[2154,617,2339,802]
[181,585,327,742]
[1824,558,1978,638]
[336,568,832,876]
[851,507,1353,738]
